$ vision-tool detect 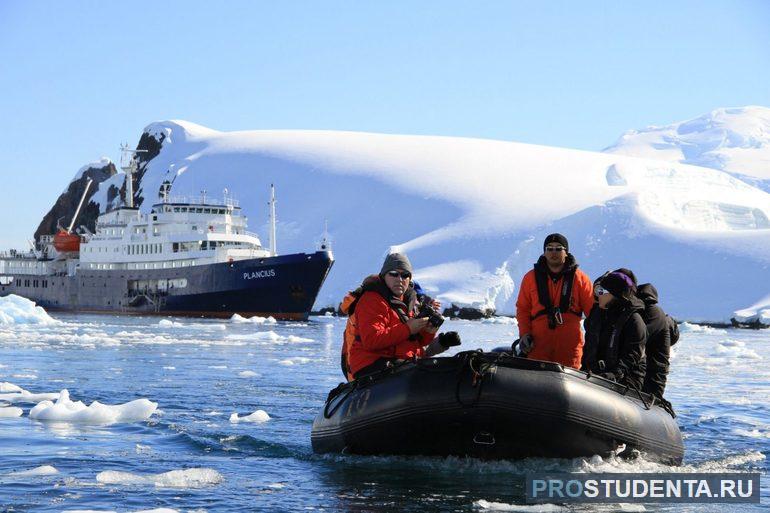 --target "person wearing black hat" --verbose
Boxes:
[343,252,461,380]
[515,233,595,368]
[582,271,647,389]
